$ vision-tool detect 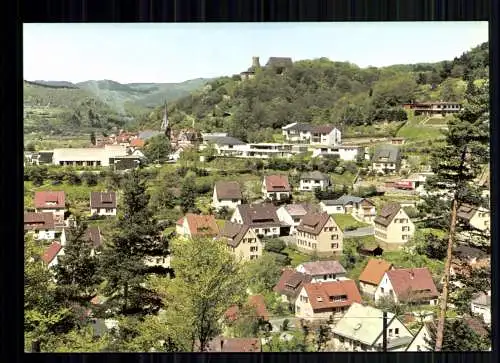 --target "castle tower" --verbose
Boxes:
[252,56,261,69]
